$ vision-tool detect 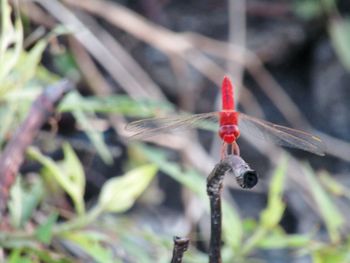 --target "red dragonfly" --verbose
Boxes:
[126,76,325,157]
